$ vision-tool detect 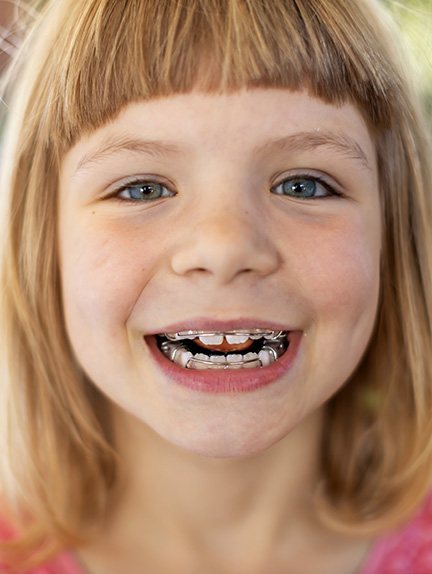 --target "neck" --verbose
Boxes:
[76,407,374,574]
[104,408,323,554]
